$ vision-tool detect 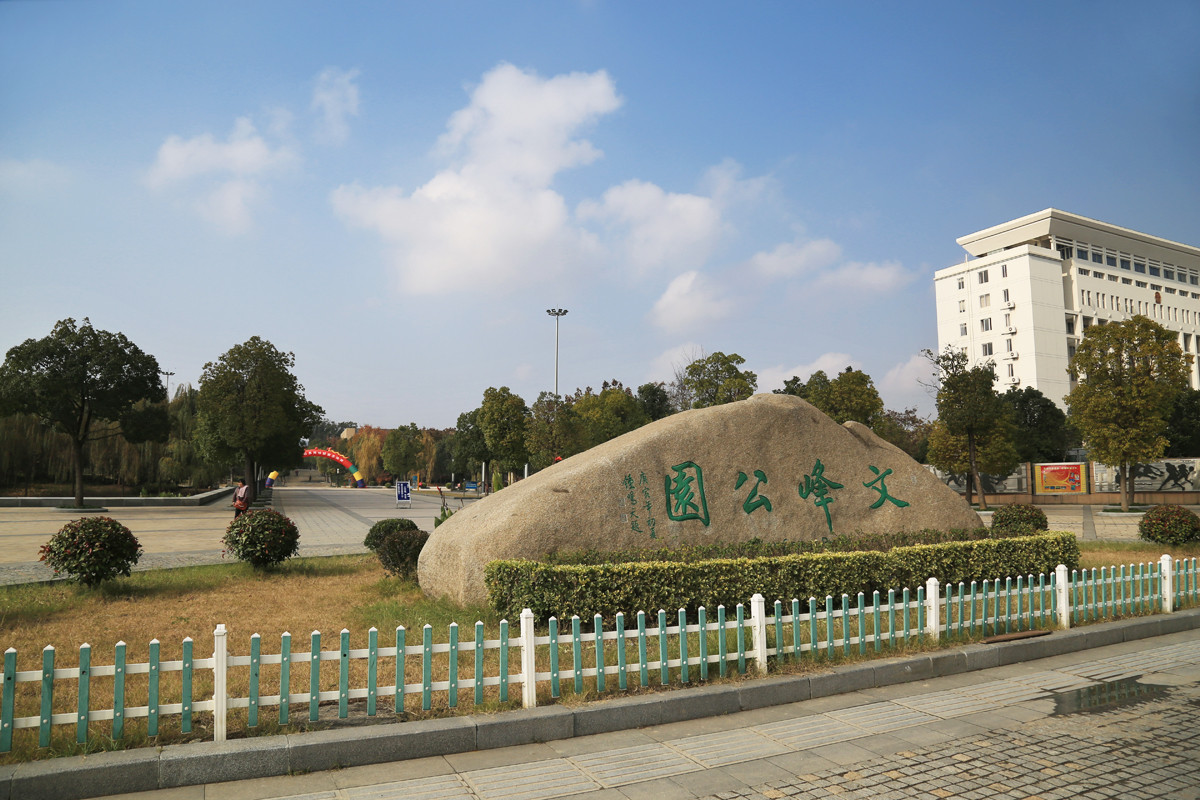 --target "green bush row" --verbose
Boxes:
[485,531,1081,620]
[543,528,1002,566]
